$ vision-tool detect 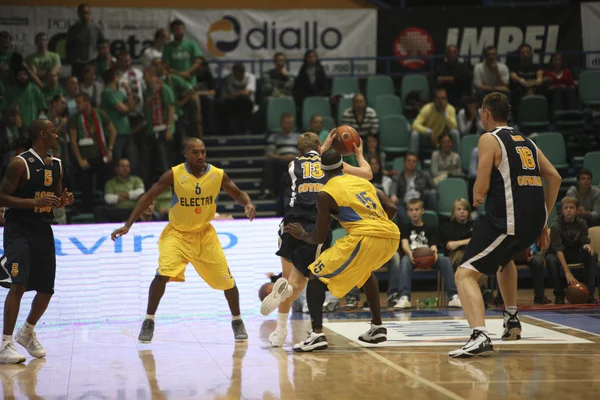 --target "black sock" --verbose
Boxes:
[306,278,327,332]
